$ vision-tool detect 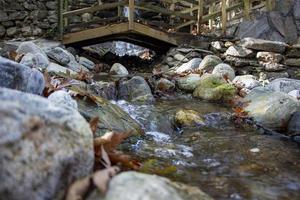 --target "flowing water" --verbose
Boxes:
[112,98,300,200]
